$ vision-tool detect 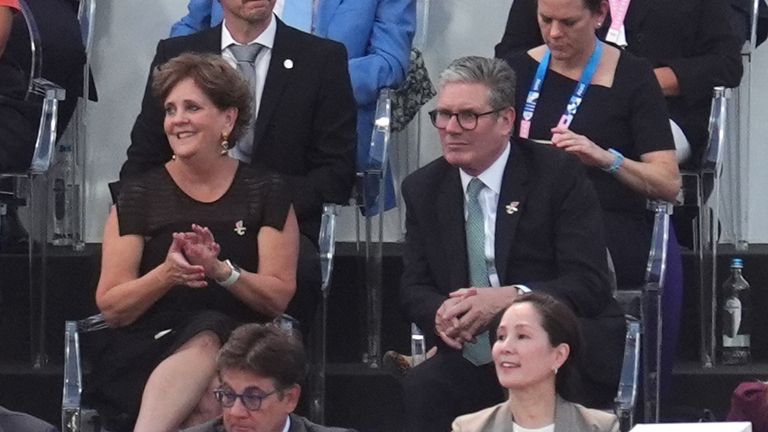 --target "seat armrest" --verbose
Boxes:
[62,321,83,432]
[28,79,66,174]
[702,87,730,171]
[615,319,641,432]
[61,314,108,432]
[359,89,393,214]
[319,203,339,294]
[644,201,672,287]
[31,78,67,101]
